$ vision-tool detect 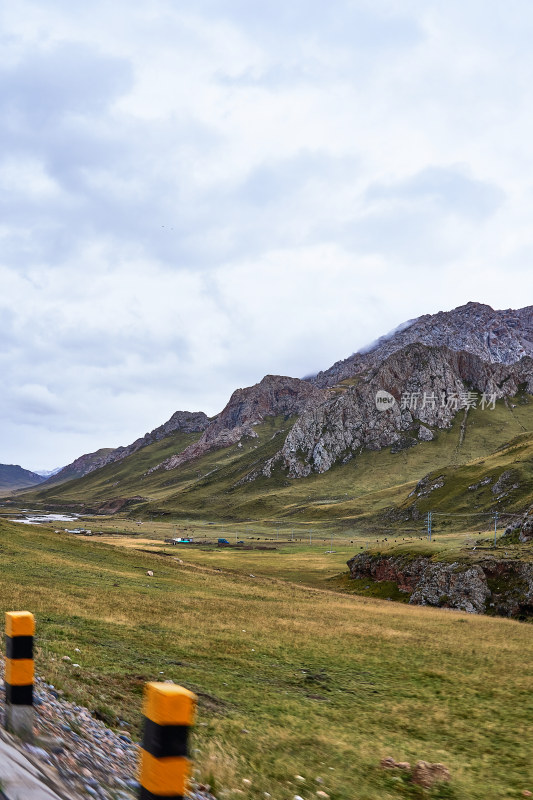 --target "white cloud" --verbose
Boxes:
[0,0,532,468]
